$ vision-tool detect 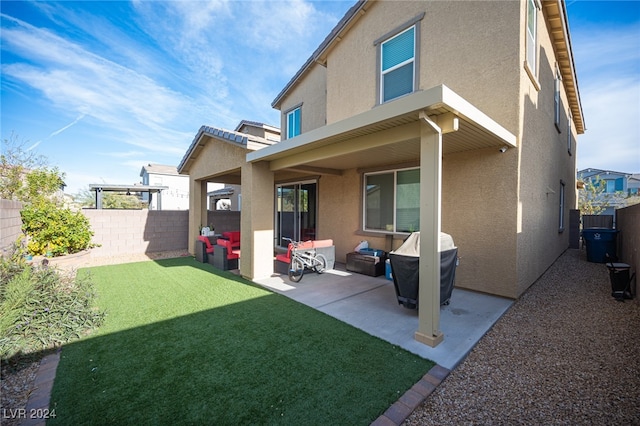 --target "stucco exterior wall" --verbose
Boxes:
[186,138,249,252]
[143,172,189,210]
[515,0,578,296]
[325,1,520,131]
[279,65,327,138]
[442,147,519,297]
